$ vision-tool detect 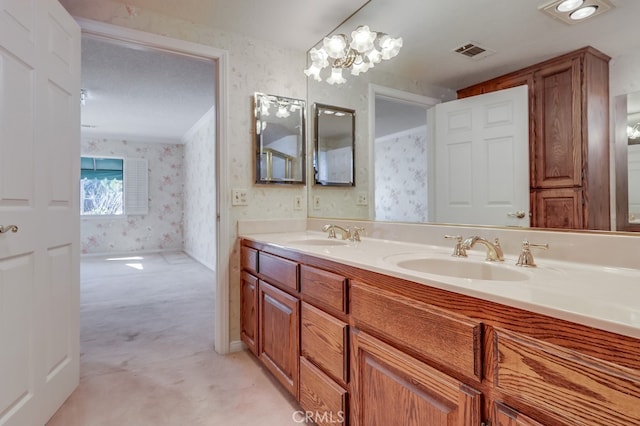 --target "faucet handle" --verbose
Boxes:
[350,226,366,242]
[322,224,337,239]
[516,240,549,267]
[444,235,467,257]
